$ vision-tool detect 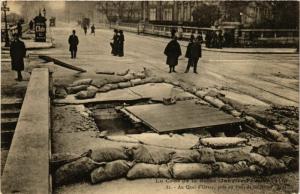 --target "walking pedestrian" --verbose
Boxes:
[10,34,26,81]
[29,20,34,31]
[83,25,87,35]
[17,21,22,38]
[68,30,79,59]
[110,29,119,56]
[184,36,194,73]
[118,30,124,57]
[91,24,95,35]
[205,31,212,48]
[185,36,202,74]
[164,35,182,73]
[218,30,223,49]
